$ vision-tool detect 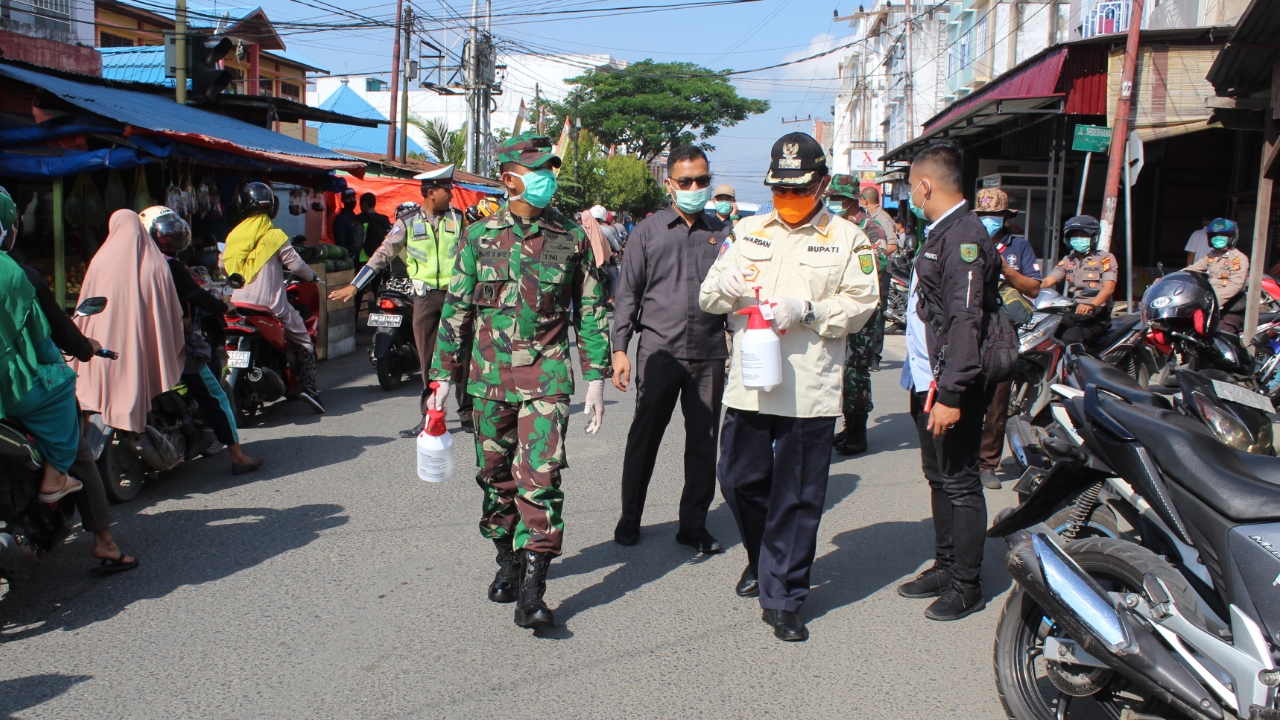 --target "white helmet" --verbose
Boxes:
[589,205,607,221]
